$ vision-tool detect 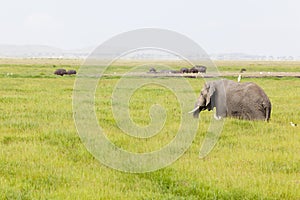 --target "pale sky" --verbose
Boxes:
[1,0,300,56]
